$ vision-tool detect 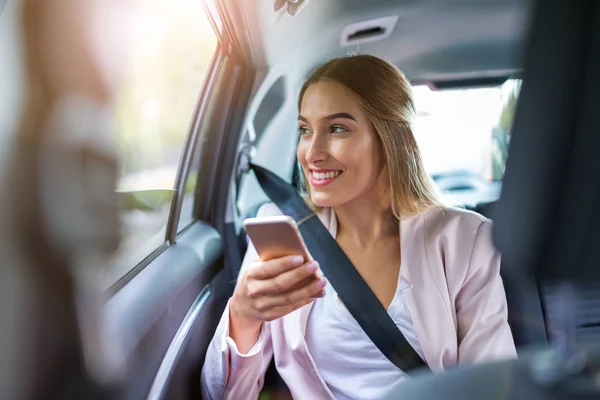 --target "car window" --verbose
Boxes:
[101,0,218,288]
[411,79,521,205]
